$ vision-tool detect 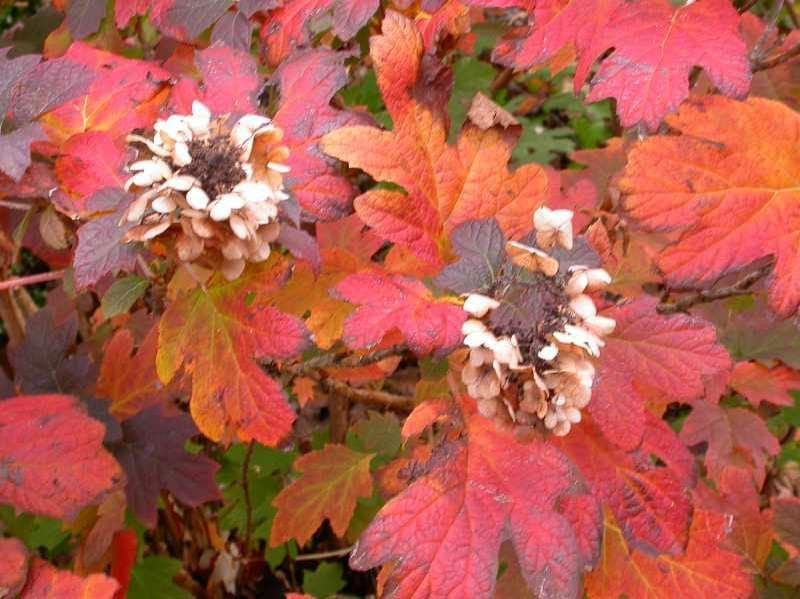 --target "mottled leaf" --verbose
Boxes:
[435,218,506,294]
[0,537,28,598]
[157,259,309,445]
[19,558,119,599]
[351,408,600,598]
[730,362,800,408]
[0,395,123,519]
